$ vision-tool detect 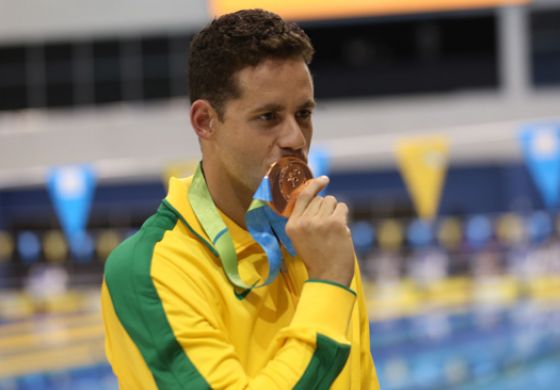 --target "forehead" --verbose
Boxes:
[232,58,314,104]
